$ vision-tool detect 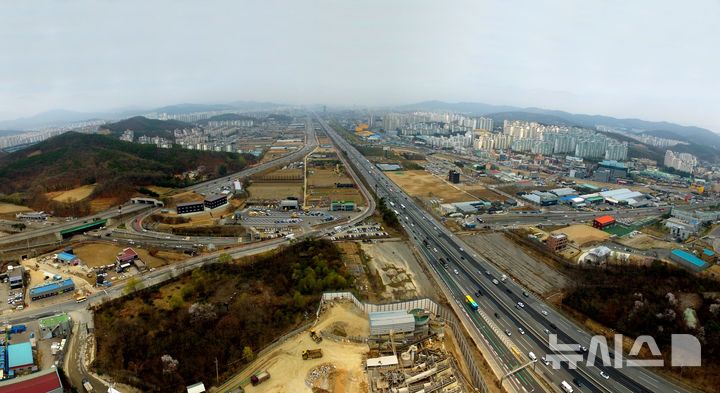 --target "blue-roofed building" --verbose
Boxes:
[29,278,75,301]
[55,252,78,265]
[702,249,716,264]
[7,342,34,373]
[669,249,710,272]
